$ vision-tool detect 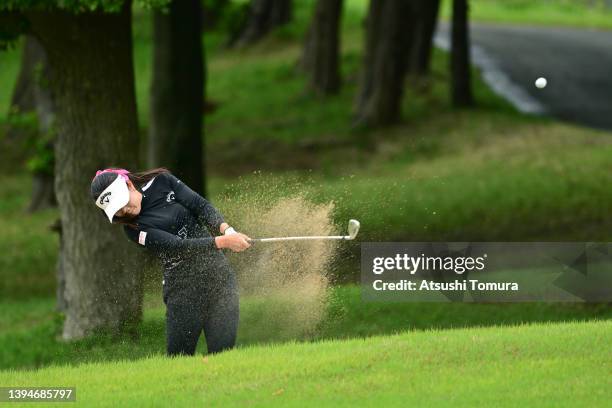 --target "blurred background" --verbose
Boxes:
[1,0,611,370]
